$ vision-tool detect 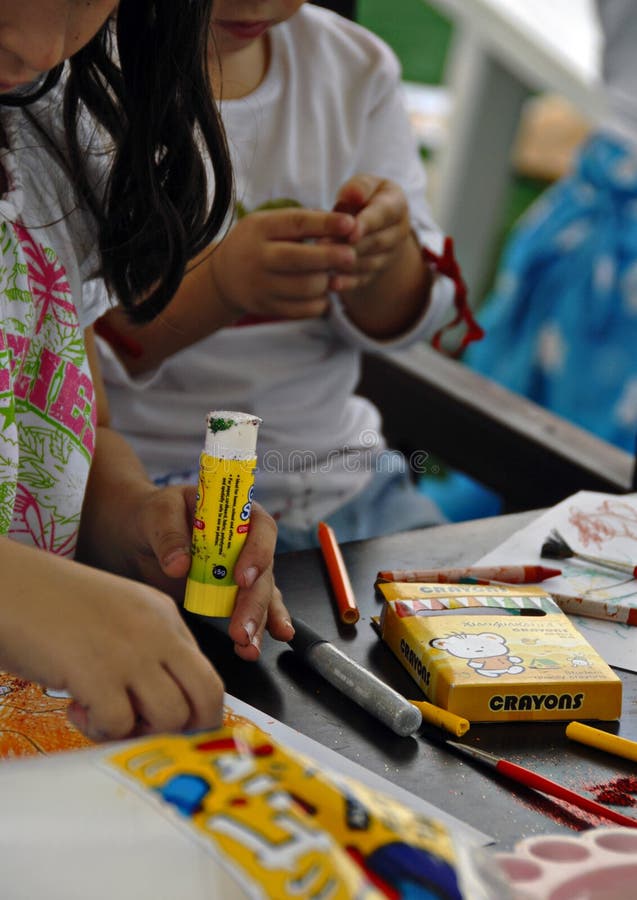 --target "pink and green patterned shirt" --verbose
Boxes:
[0,99,111,556]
